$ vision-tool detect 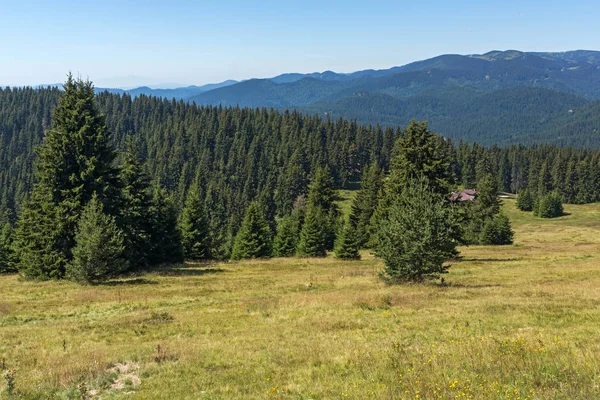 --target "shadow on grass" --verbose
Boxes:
[440,282,502,289]
[150,262,227,277]
[103,278,159,286]
[456,257,521,263]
